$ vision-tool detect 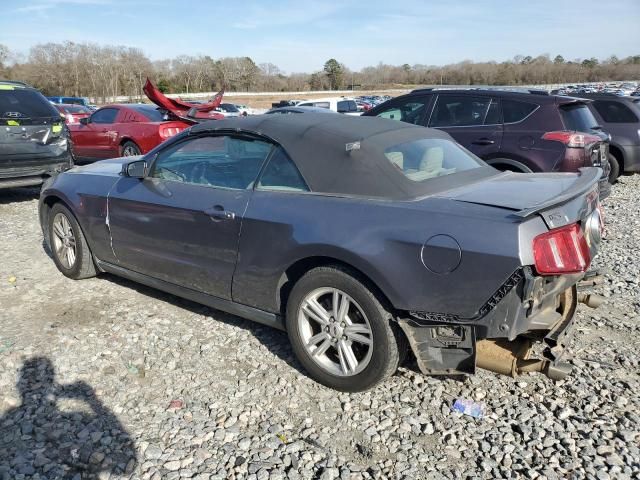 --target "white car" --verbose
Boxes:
[295,98,361,116]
